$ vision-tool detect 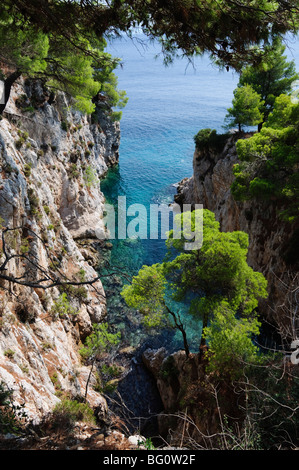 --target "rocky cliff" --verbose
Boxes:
[0,77,120,423]
[142,347,243,448]
[175,135,298,328]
